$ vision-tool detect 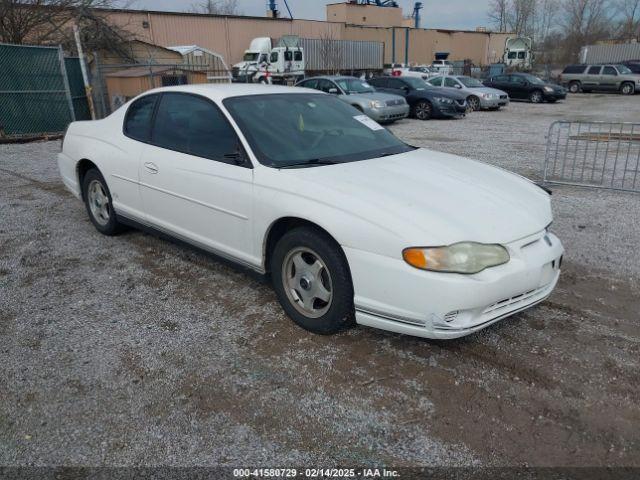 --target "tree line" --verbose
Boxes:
[487,0,640,64]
